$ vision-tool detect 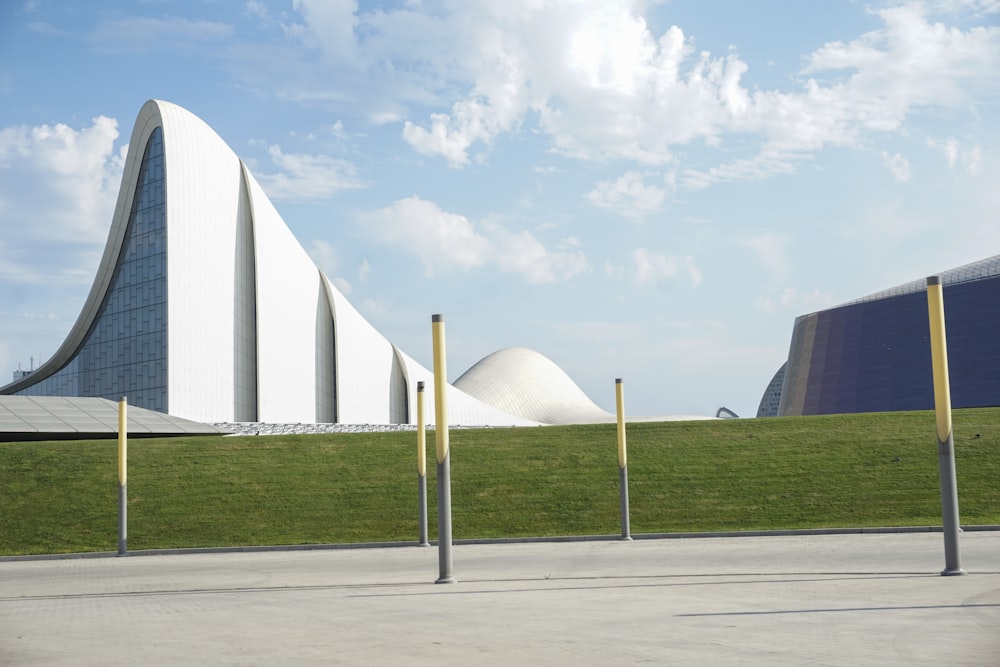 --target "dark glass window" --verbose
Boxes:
[19,128,168,412]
